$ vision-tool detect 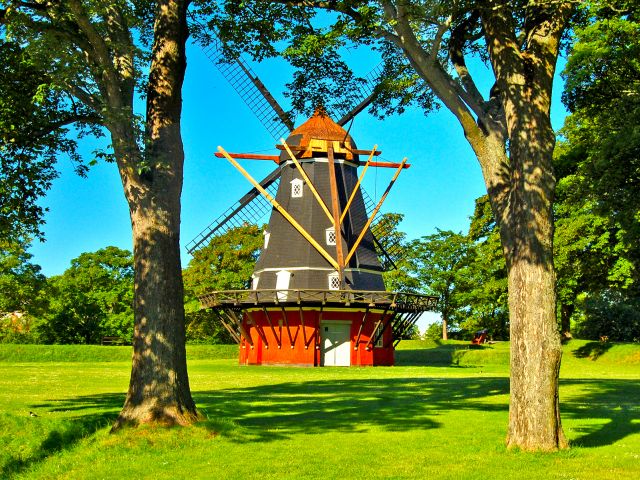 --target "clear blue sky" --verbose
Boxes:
[29,42,569,282]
